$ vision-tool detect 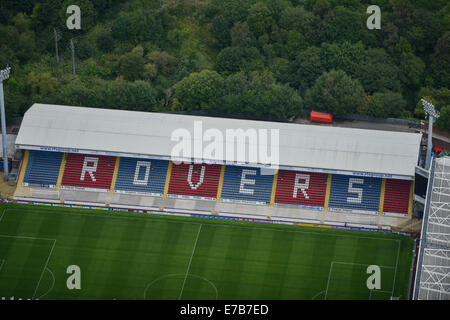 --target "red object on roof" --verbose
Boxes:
[310,110,333,124]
